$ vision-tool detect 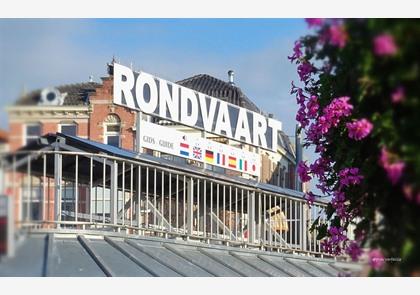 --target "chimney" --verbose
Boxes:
[228,70,235,85]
